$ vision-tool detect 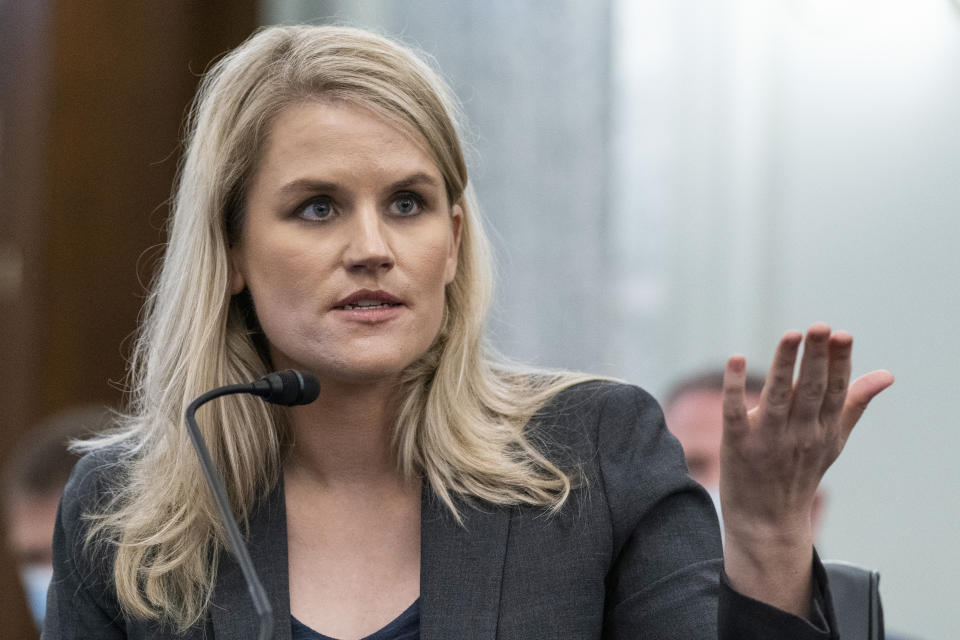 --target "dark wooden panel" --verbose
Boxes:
[37,0,259,413]
[0,2,258,636]
[0,1,55,635]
